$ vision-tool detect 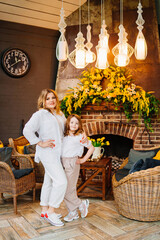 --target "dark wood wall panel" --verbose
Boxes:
[0,20,59,144]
